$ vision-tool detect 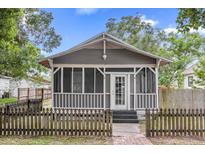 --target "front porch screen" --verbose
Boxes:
[73,68,82,93]
[54,67,61,92]
[136,68,156,93]
[54,67,103,93]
